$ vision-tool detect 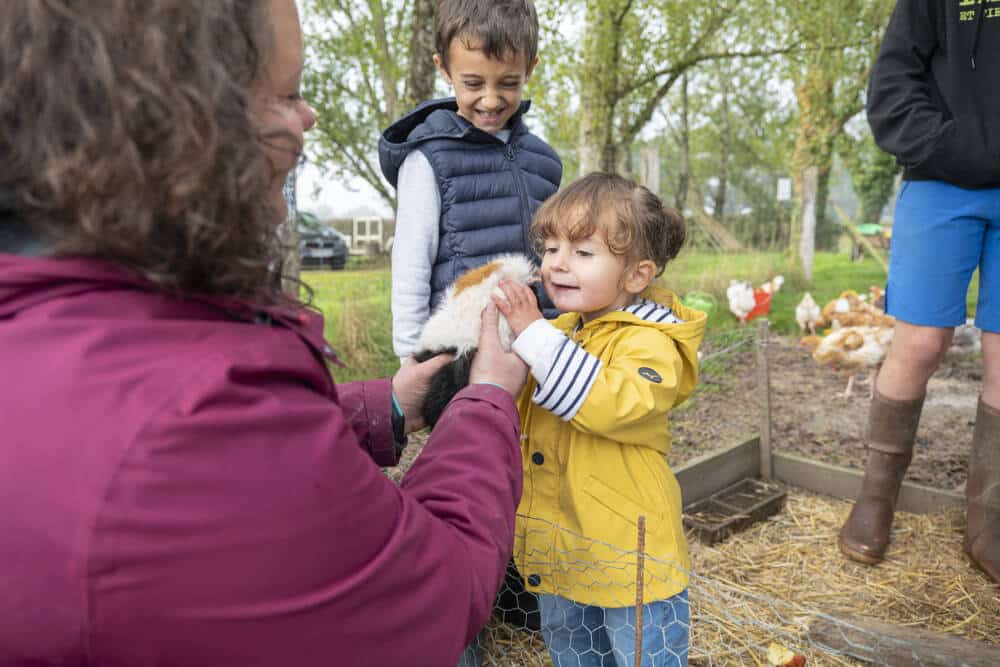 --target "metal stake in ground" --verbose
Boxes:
[755,319,773,480]
[635,515,646,664]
